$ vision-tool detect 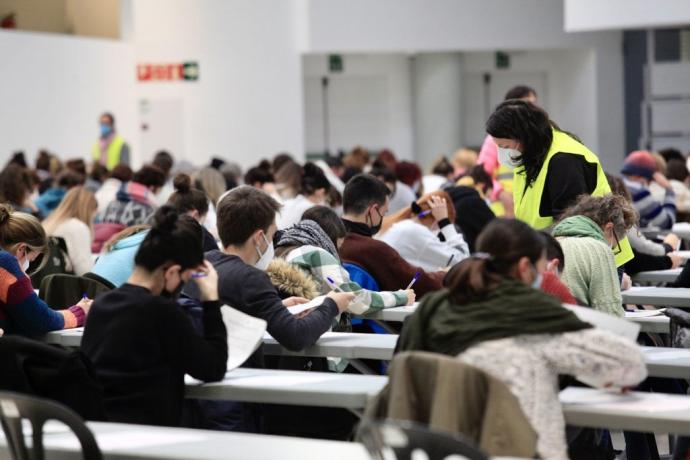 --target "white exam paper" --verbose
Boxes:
[287,295,327,315]
[563,304,640,341]
[625,310,665,318]
[221,305,267,370]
